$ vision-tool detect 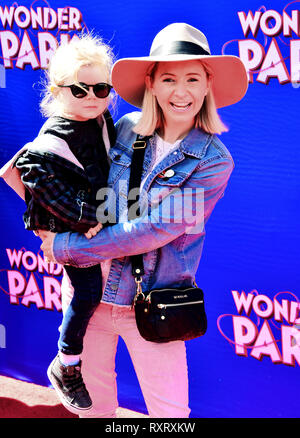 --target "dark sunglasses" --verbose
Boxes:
[58,82,113,99]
